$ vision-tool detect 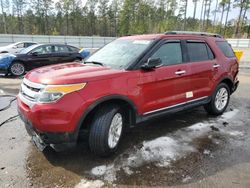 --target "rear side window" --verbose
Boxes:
[186,41,214,62]
[68,46,79,52]
[151,42,183,66]
[54,45,69,53]
[216,41,235,58]
[25,43,36,48]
